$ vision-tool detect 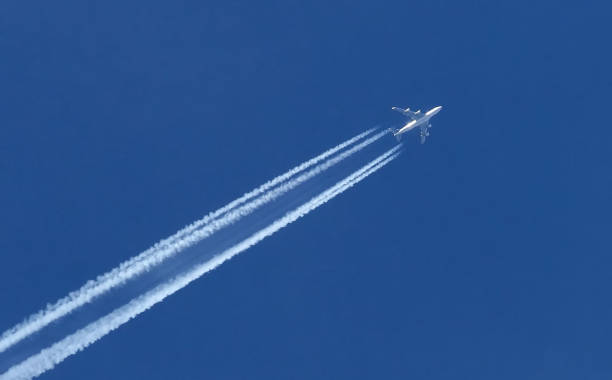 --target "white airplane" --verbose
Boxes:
[389,105,442,143]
